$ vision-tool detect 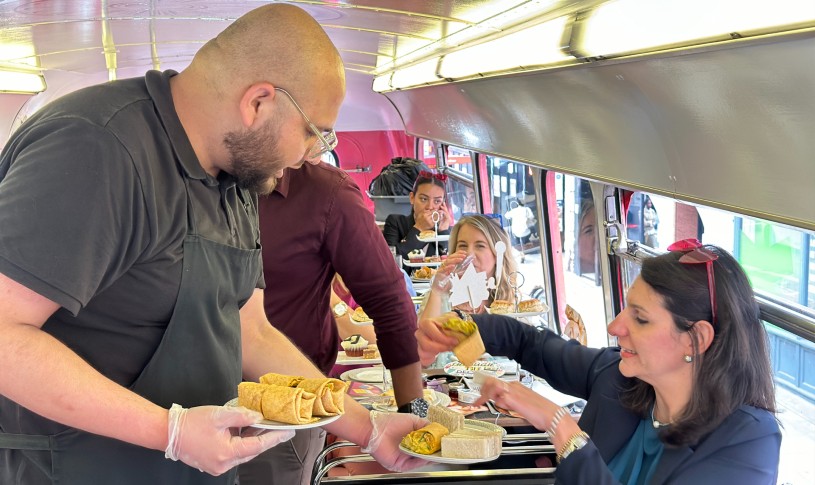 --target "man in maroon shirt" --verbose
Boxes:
[239,161,423,485]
